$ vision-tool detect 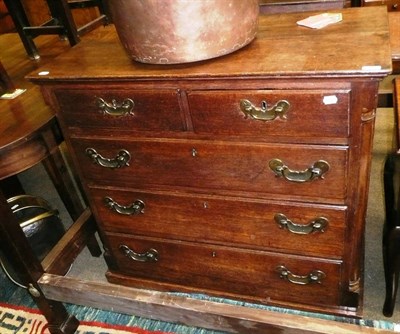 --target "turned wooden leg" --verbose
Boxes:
[3,0,40,59]
[0,190,79,334]
[41,126,101,257]
[383,153,400,317]
[45,0,80,46]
